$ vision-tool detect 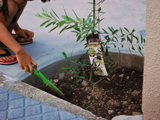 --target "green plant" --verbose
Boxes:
[35,0,145,90]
